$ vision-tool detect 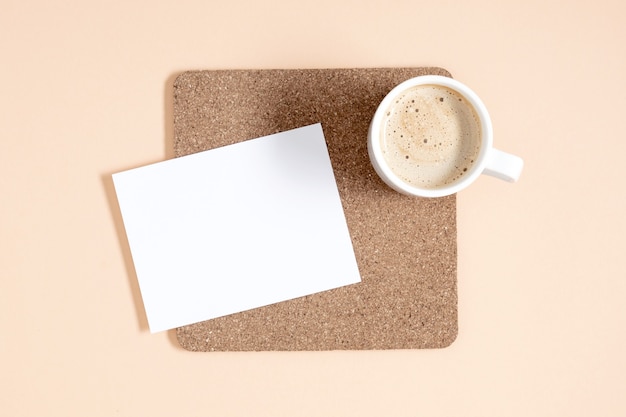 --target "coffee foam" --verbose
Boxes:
[380,84,481,189]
